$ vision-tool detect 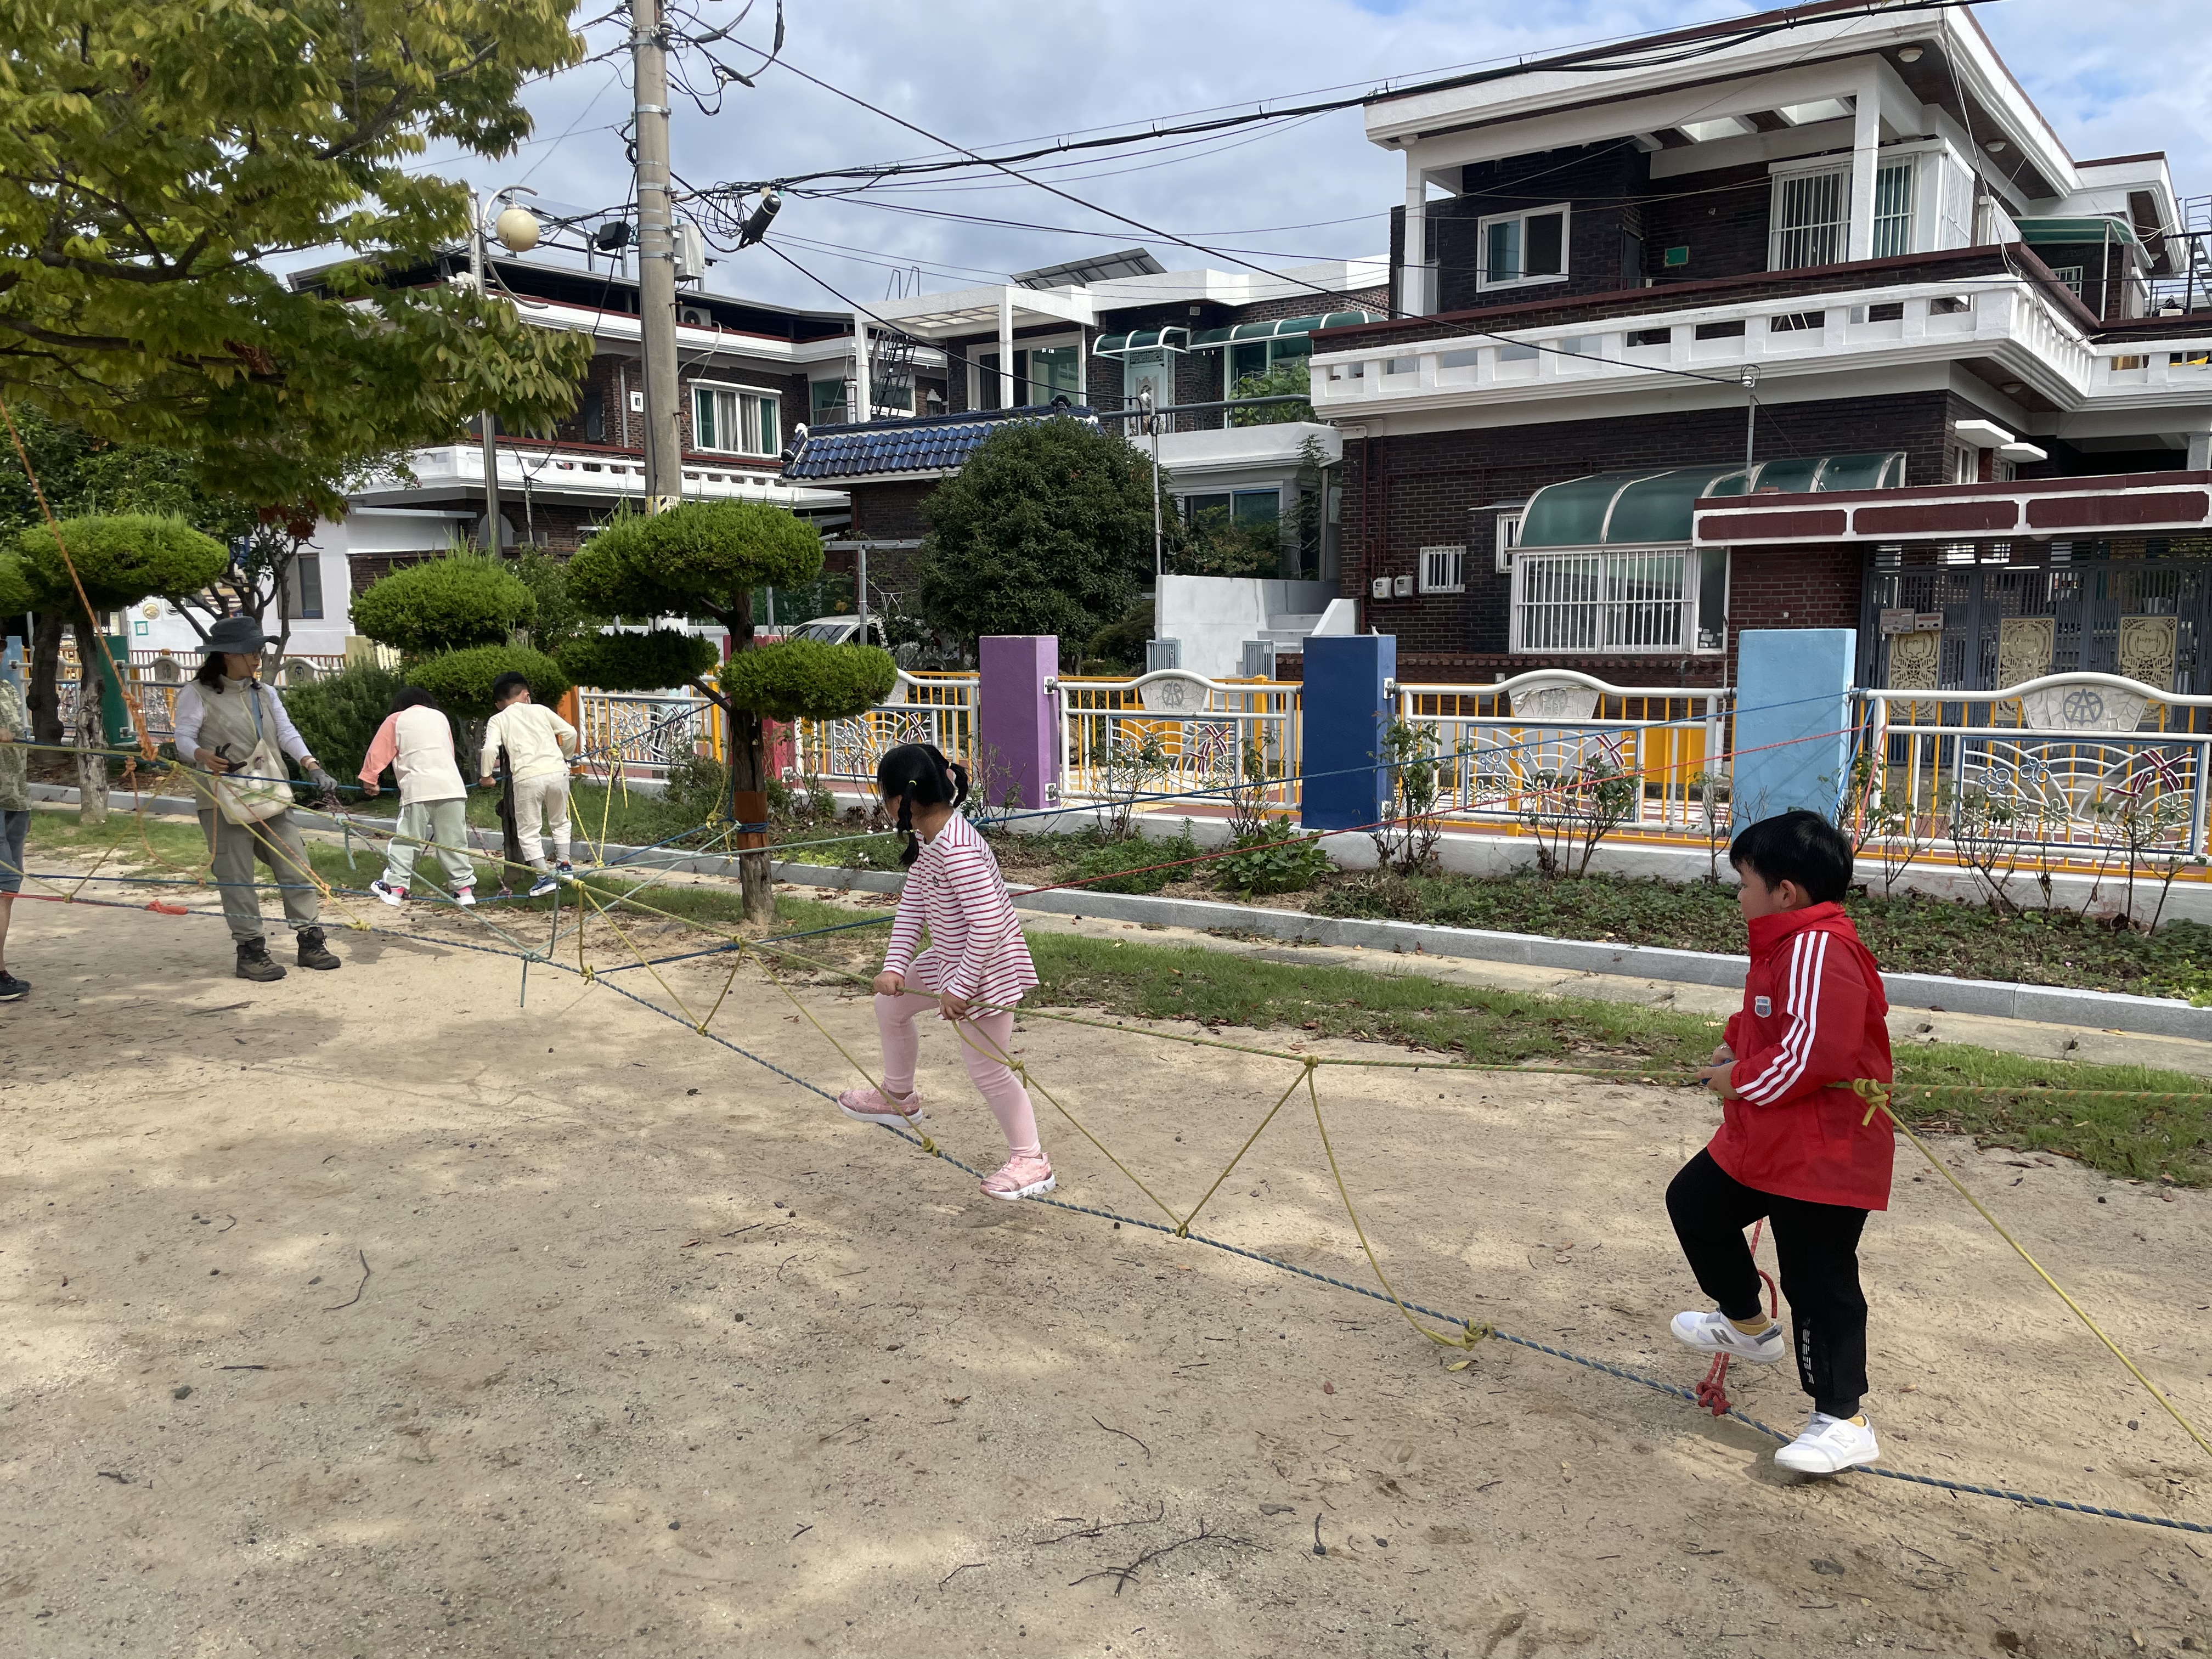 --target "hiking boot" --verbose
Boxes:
[236,937,286,982]
[295,927,341,971]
